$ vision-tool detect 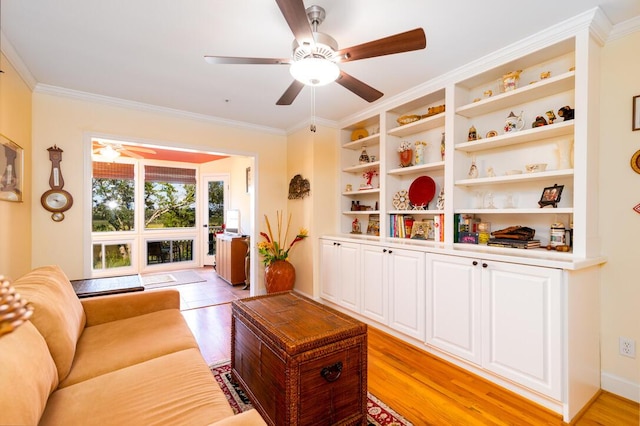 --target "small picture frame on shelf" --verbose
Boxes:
[538,184,564,208]
[410,220,433,240]
[633,95,640,131]
[366,214,380,236]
